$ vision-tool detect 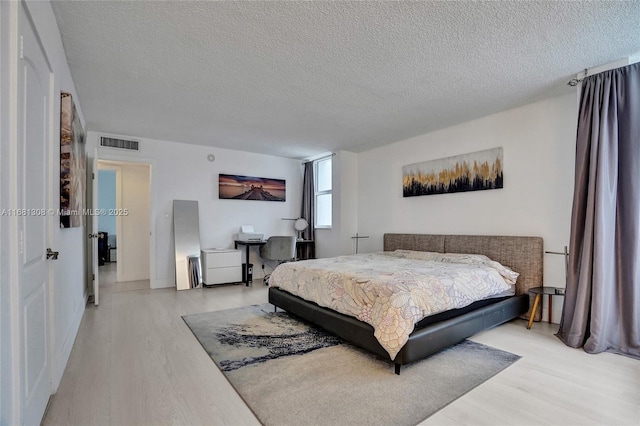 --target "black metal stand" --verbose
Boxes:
[351,233,370,254]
